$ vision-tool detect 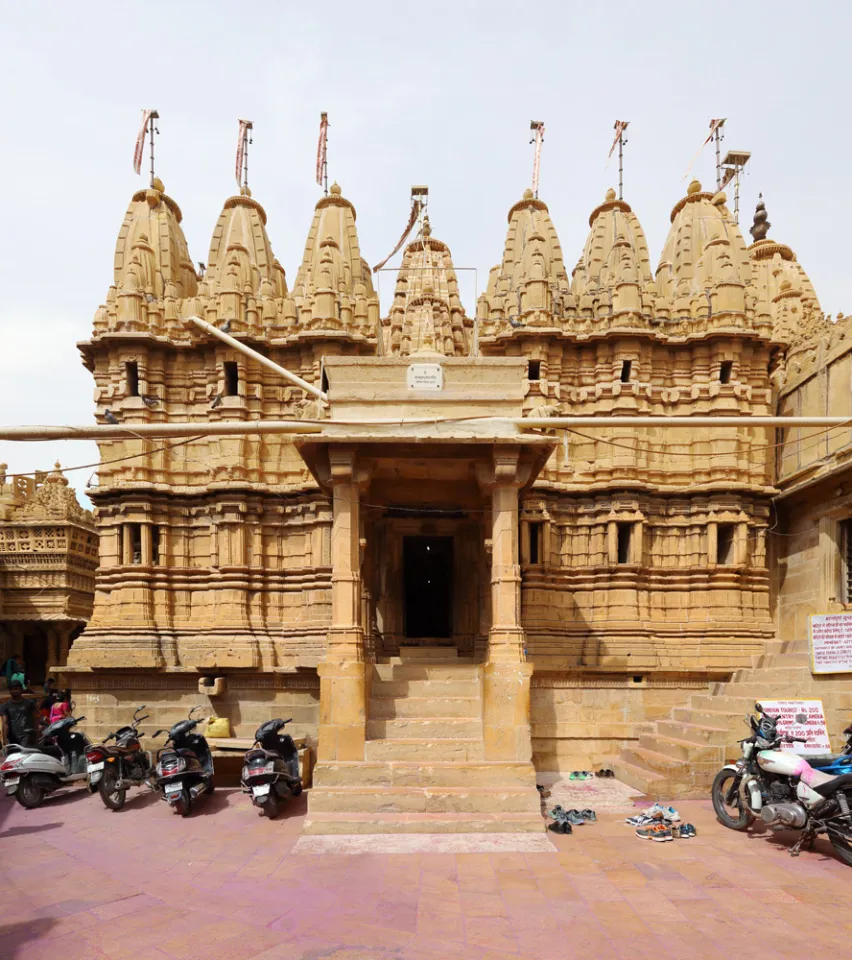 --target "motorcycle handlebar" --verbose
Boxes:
[136,715,150,724]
